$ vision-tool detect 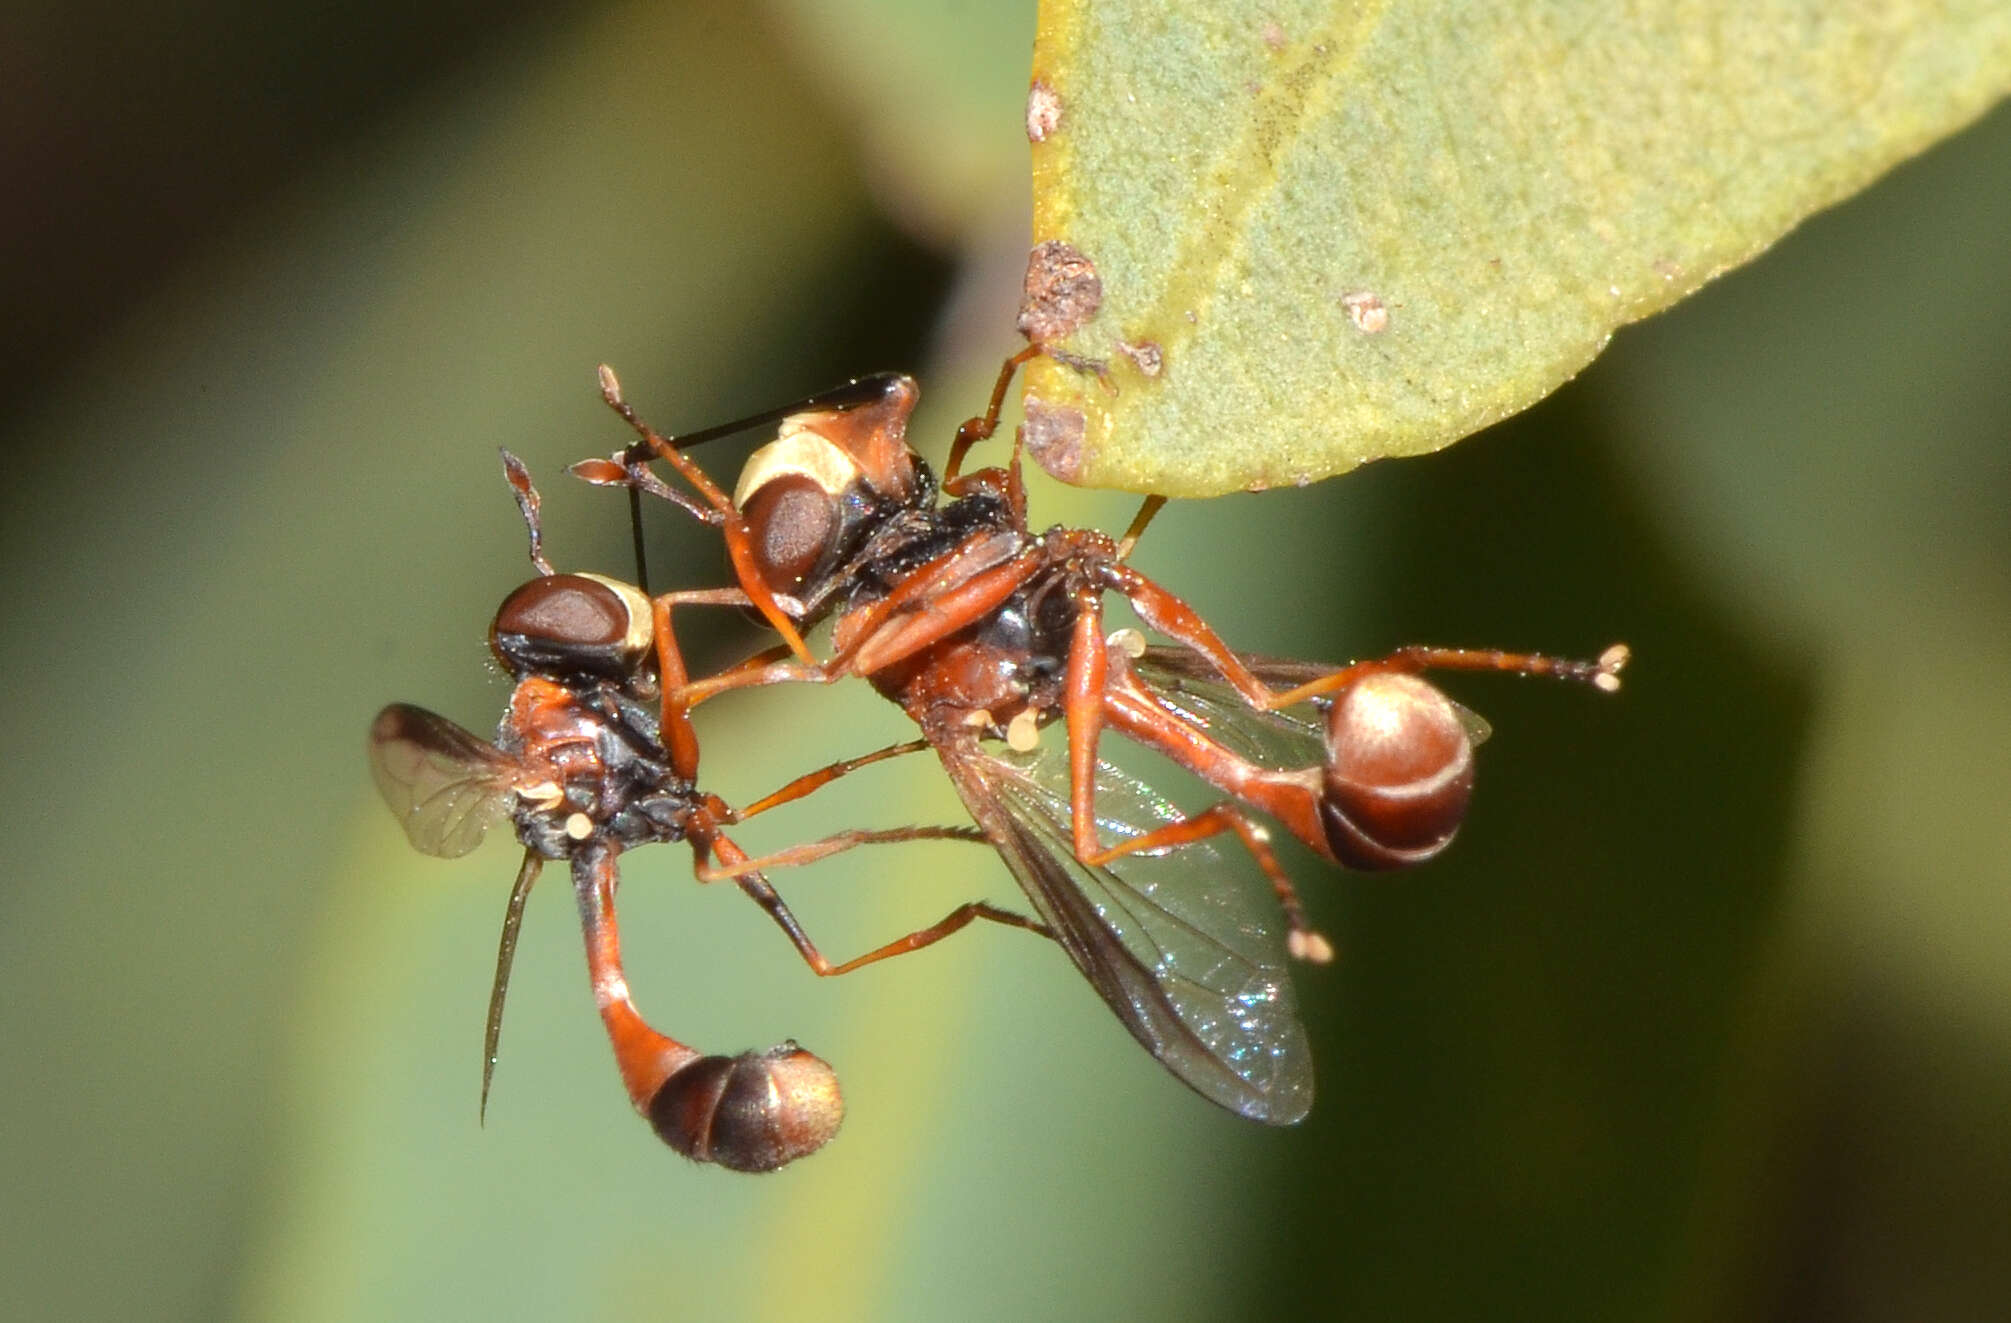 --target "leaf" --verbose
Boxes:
[1023,0,2011,494]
